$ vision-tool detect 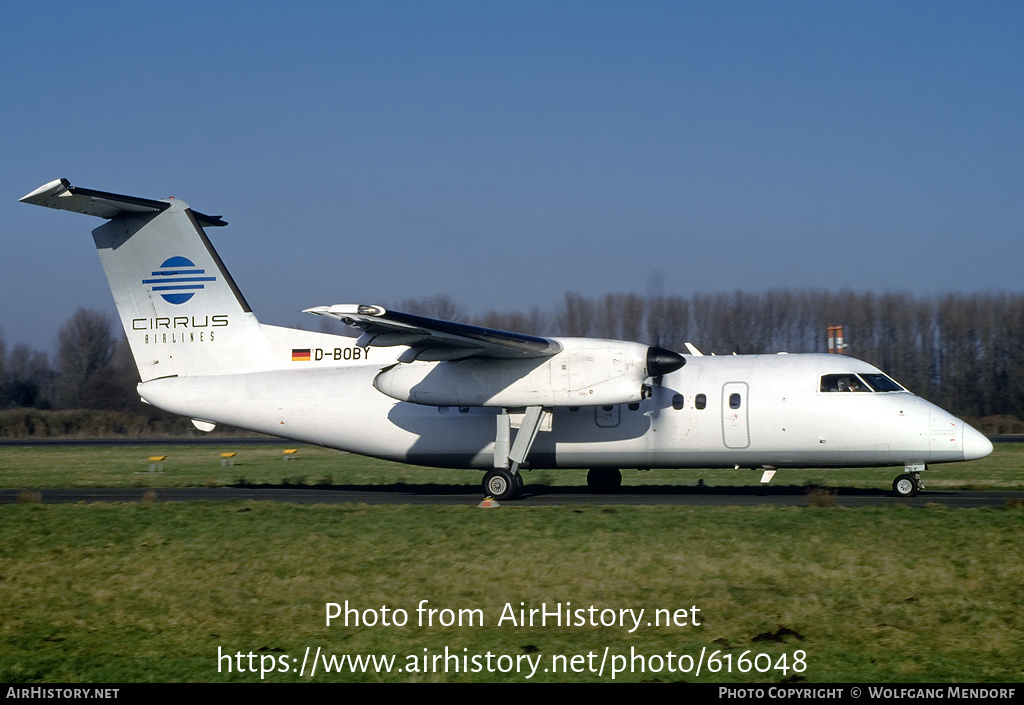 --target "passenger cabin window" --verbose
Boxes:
[672,394,685,410]
[729,393,742,409]
[695,394,707,410]
[820,373,904,393]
